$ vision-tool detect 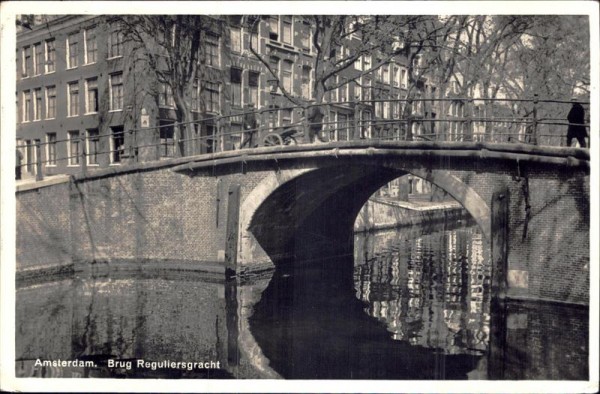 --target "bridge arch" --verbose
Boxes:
[238,162,491,268]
